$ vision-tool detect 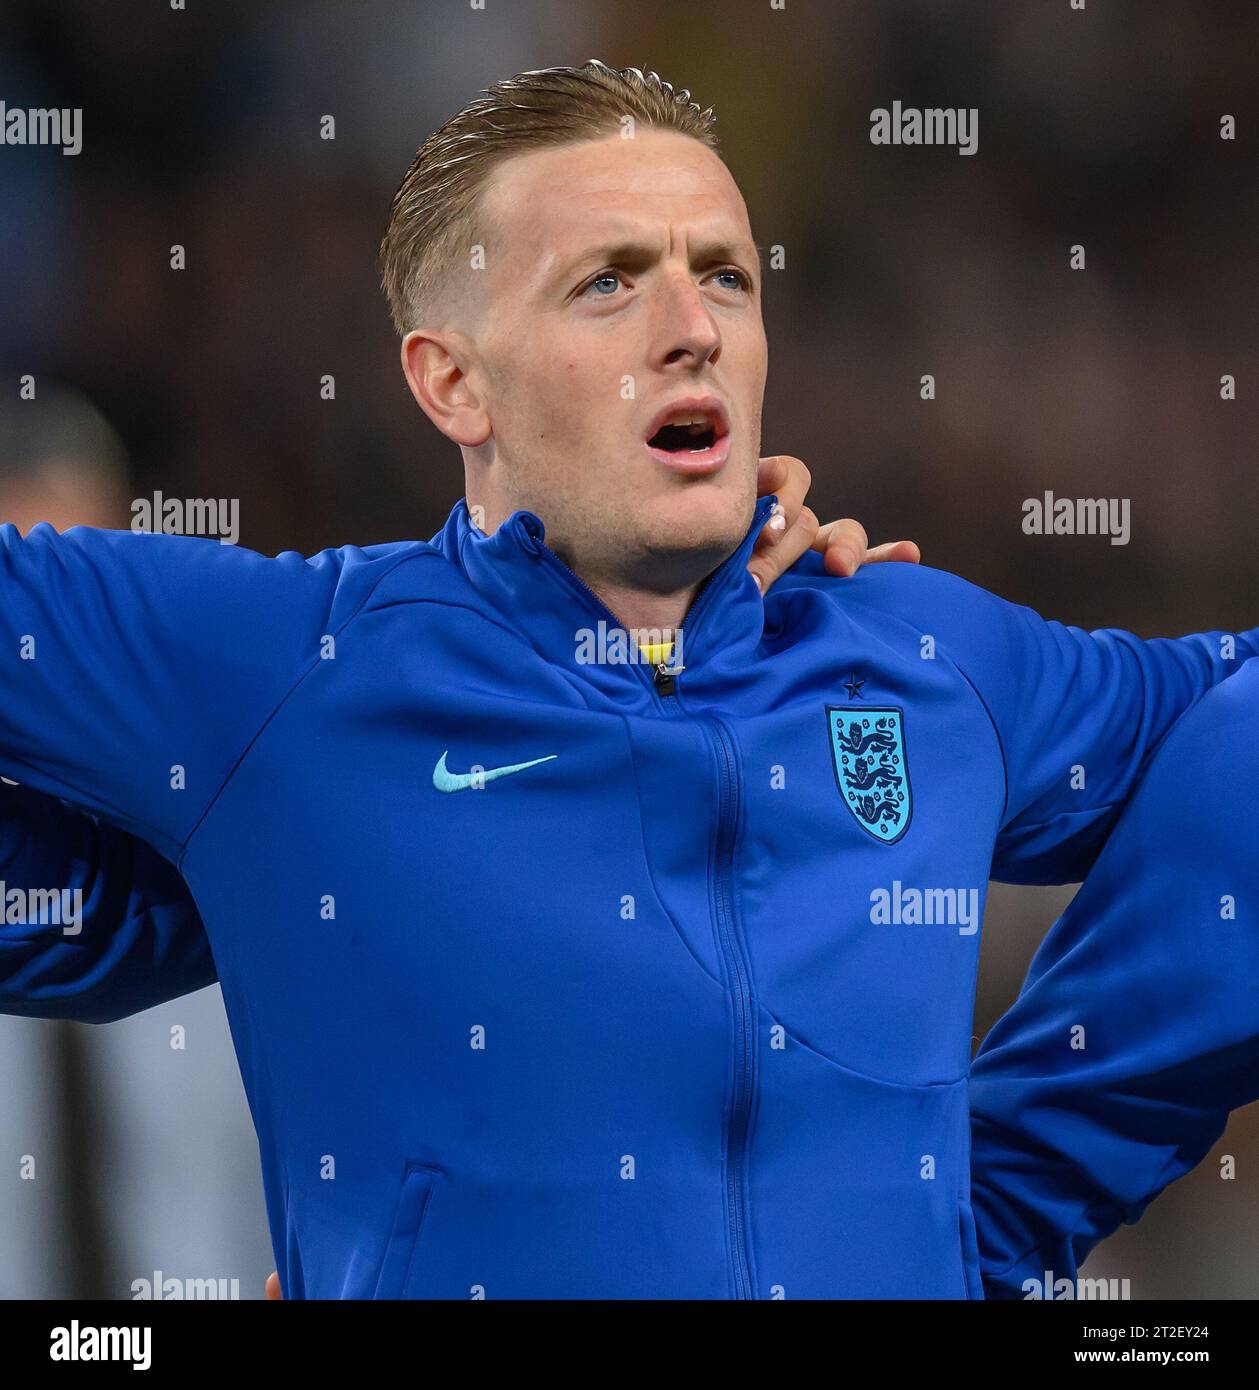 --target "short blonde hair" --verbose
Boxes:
[378,60,720,335]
